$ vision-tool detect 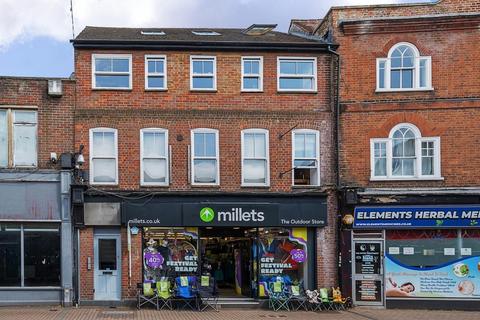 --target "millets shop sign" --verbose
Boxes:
[123,199,327,227]
[185,203,326,227]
